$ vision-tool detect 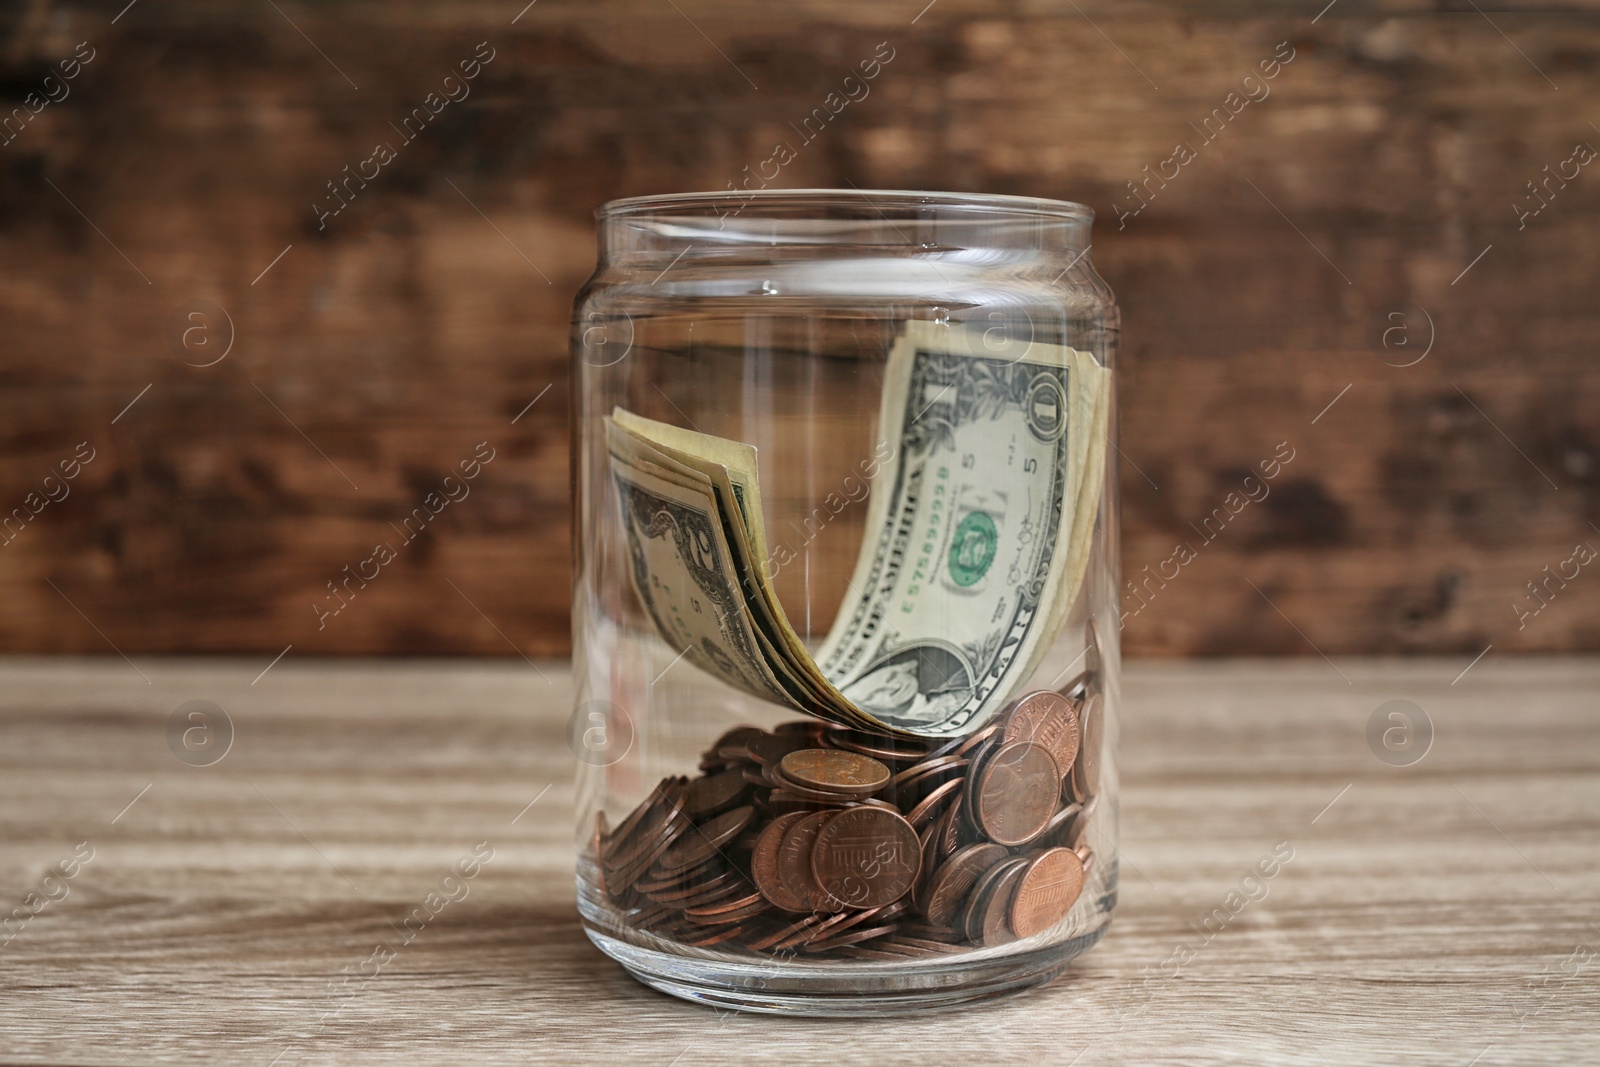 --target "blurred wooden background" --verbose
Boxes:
[1,0,1597,659]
